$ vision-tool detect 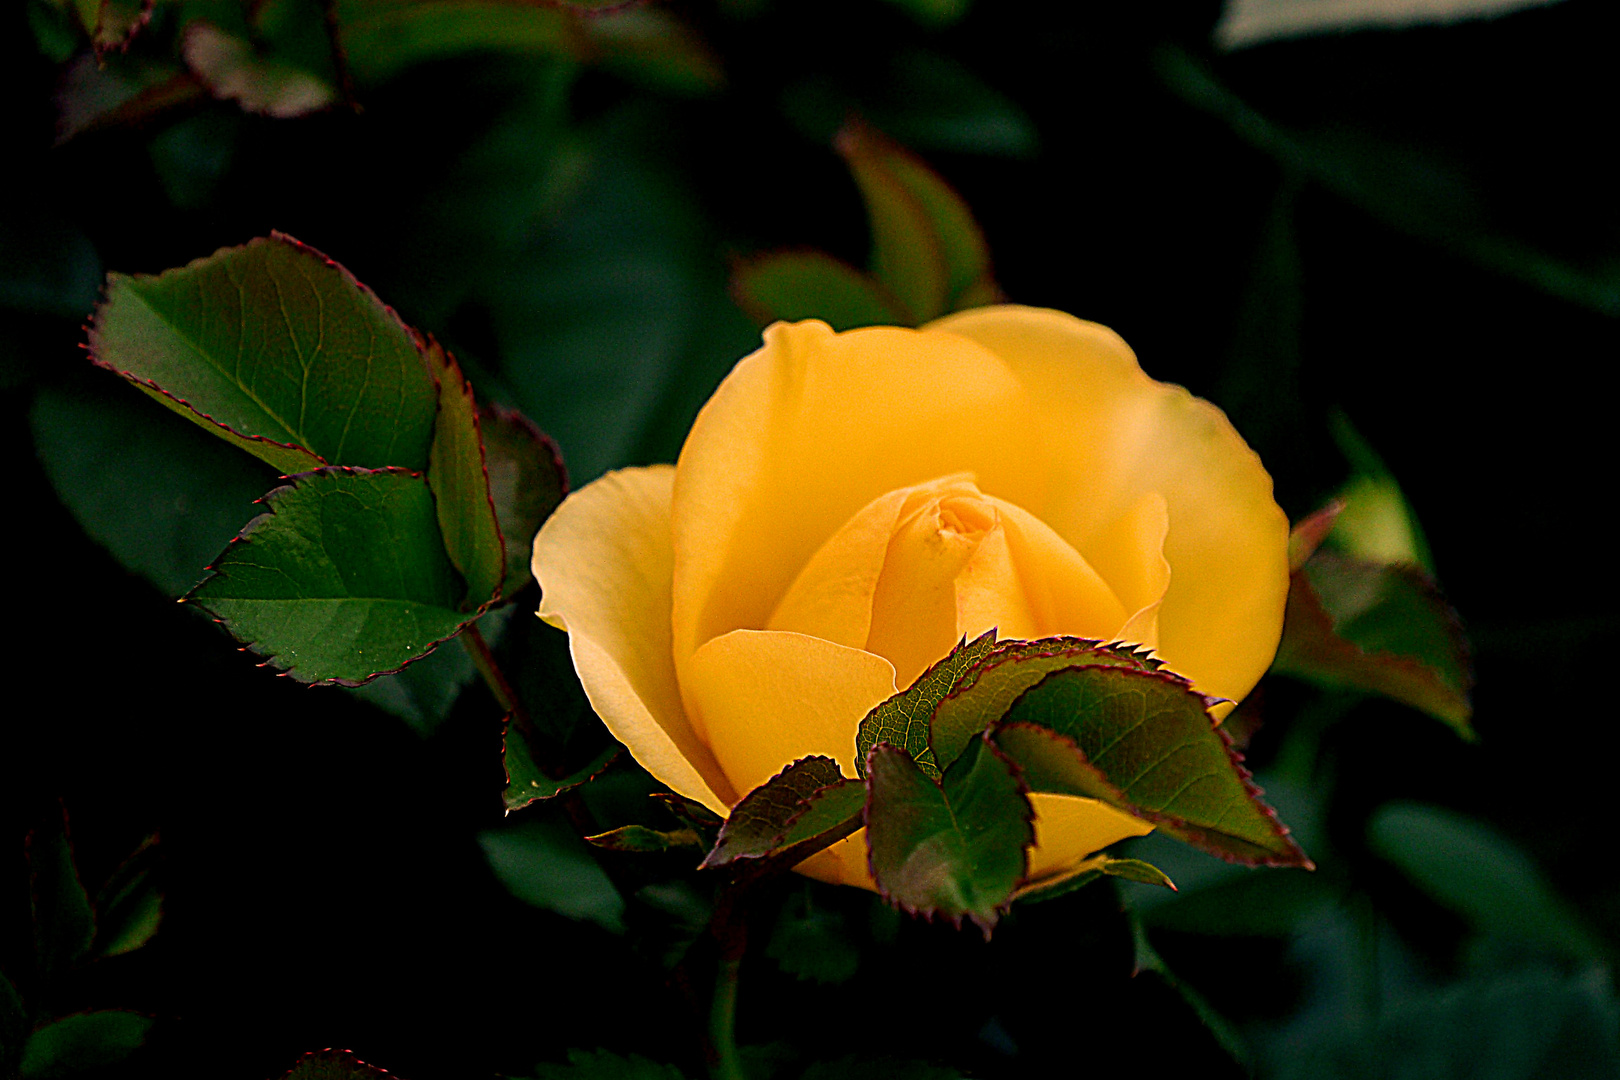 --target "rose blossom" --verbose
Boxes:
[532,306,1289,889]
